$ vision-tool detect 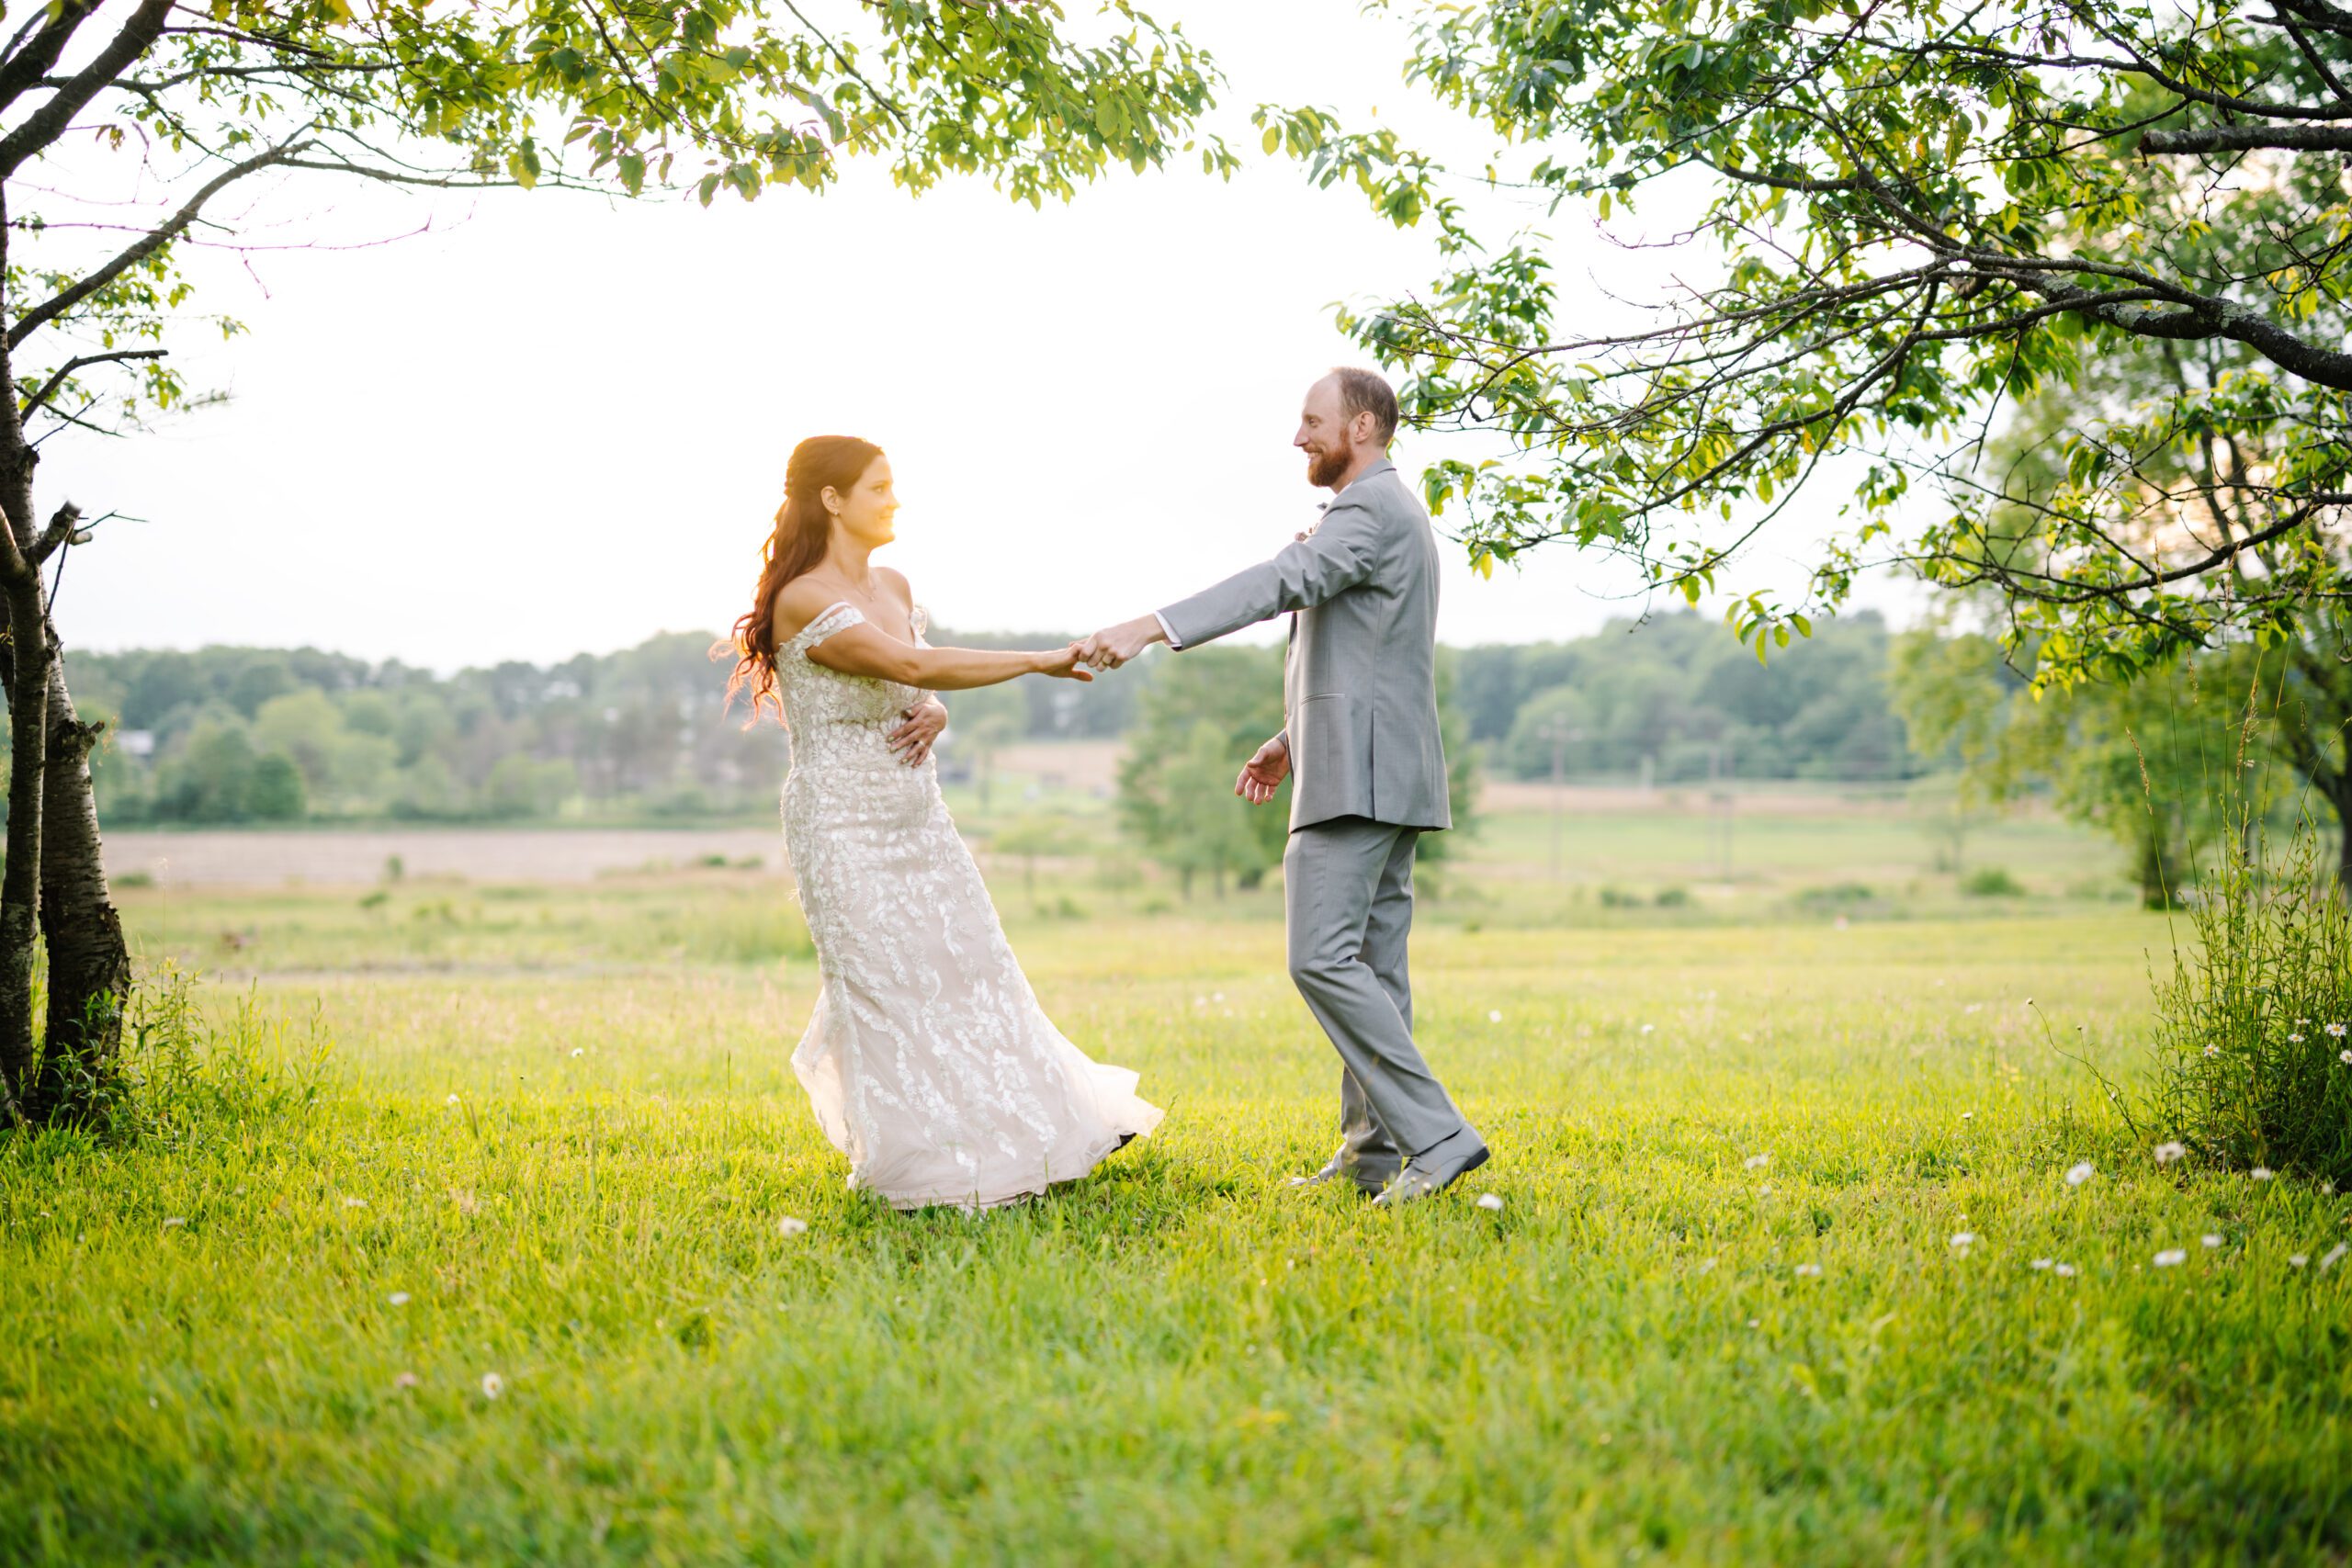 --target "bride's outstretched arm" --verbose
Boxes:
[805,621,1092,690]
